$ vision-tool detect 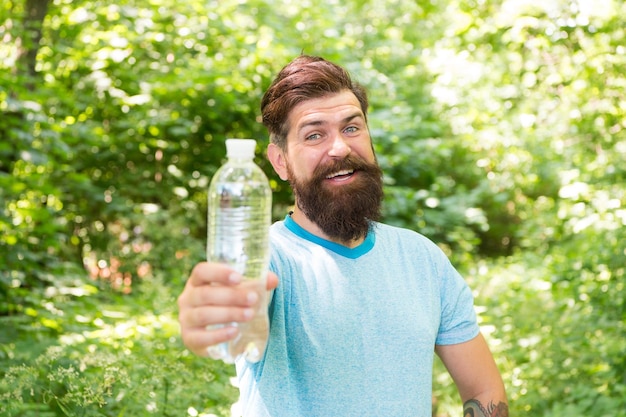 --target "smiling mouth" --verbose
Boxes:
[326,169,355,180]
